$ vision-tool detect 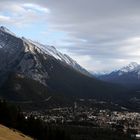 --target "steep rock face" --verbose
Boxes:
[0,28,23,70]
[22,39,92,77]
[0,26,91,86]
